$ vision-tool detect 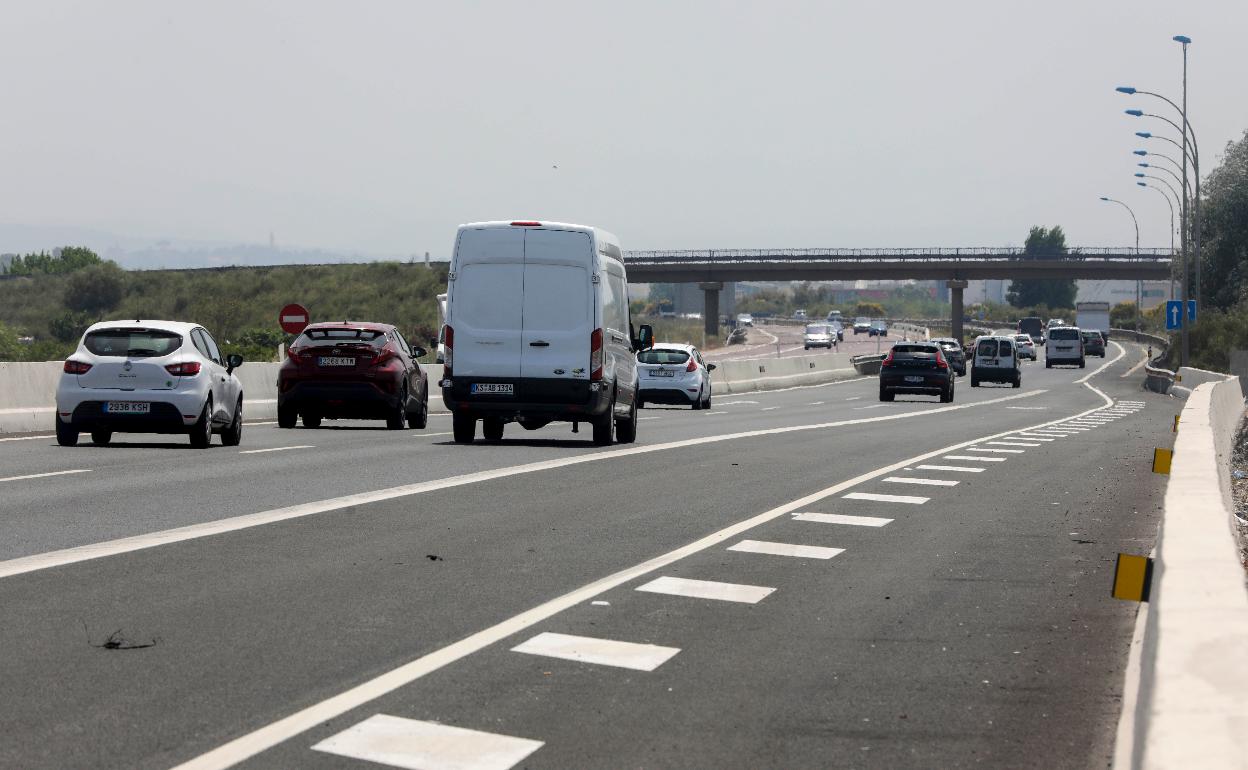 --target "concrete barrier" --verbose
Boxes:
[1114,377,1248,769]
[890,322,930,341]
[711,353,859,395]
